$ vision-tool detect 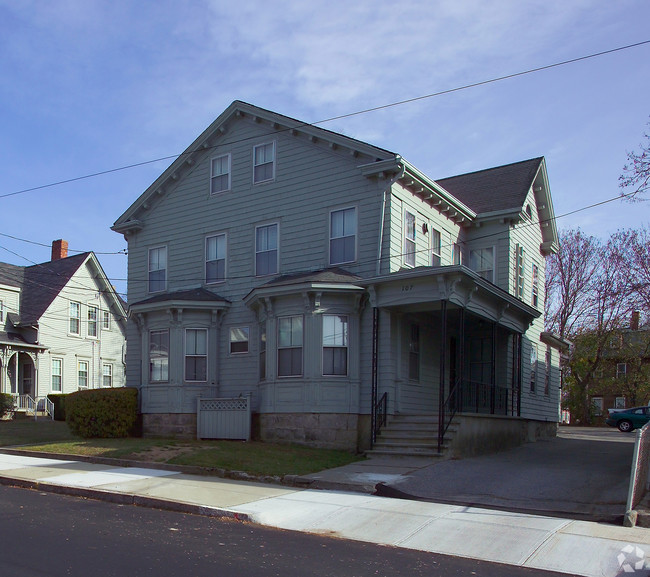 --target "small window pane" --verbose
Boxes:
[230,327,250,354]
